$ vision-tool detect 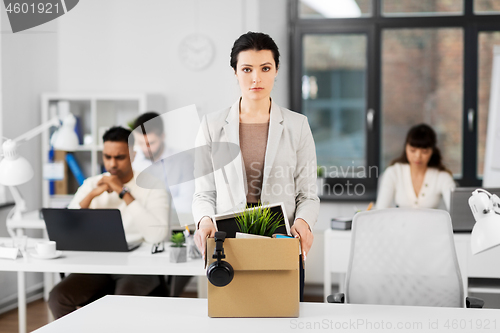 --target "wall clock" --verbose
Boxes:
[179,34,215,71]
